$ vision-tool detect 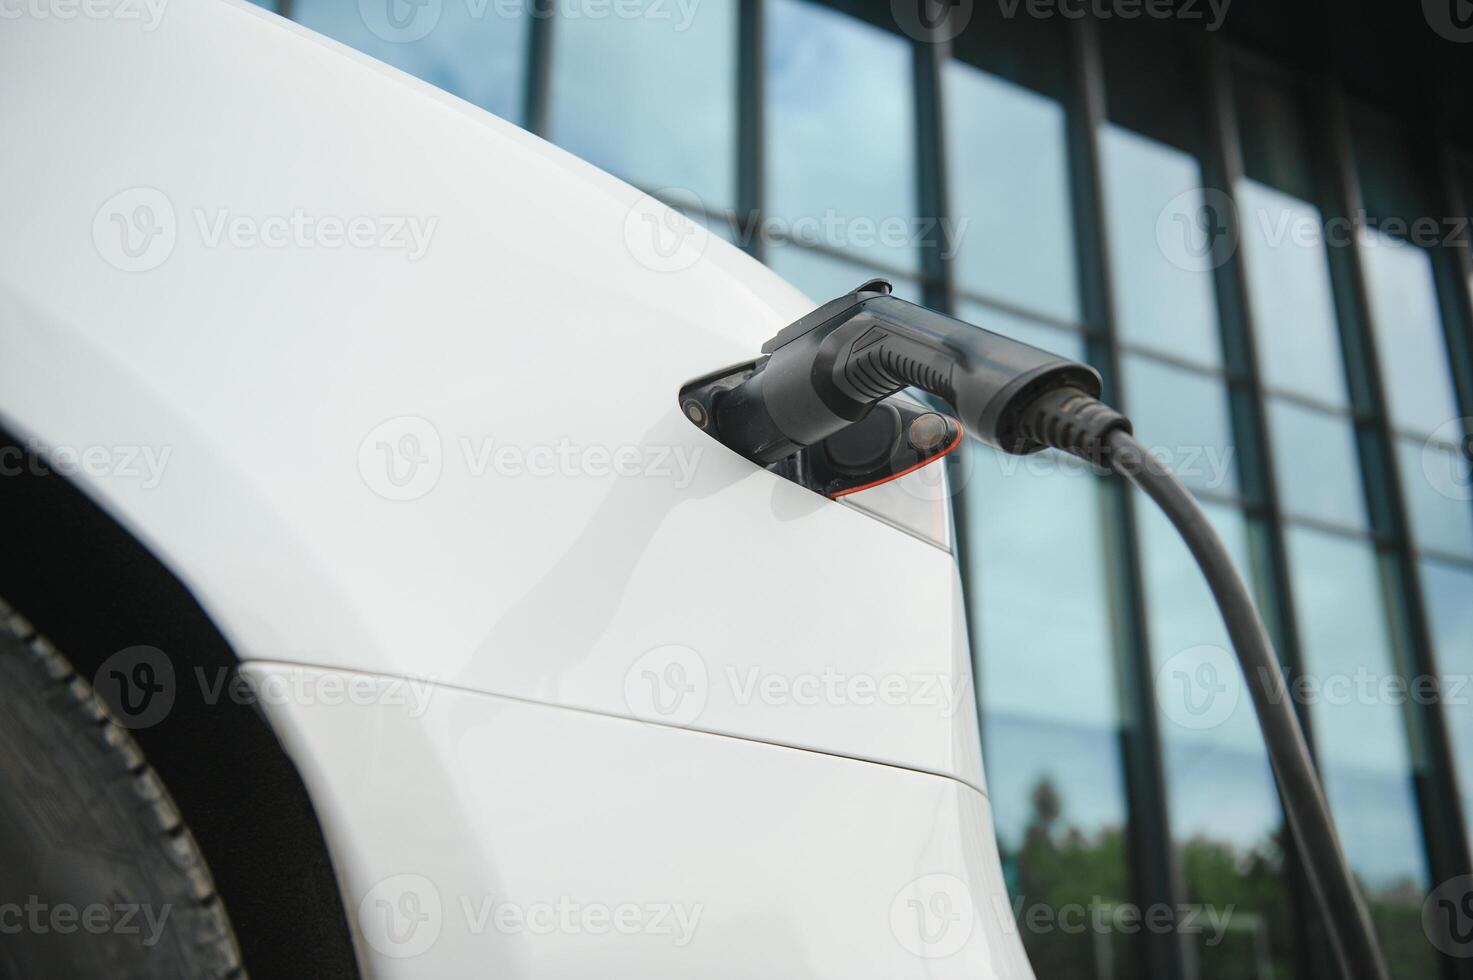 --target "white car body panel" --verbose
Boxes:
[0,0,1026,975]
[247,662,1030,979]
